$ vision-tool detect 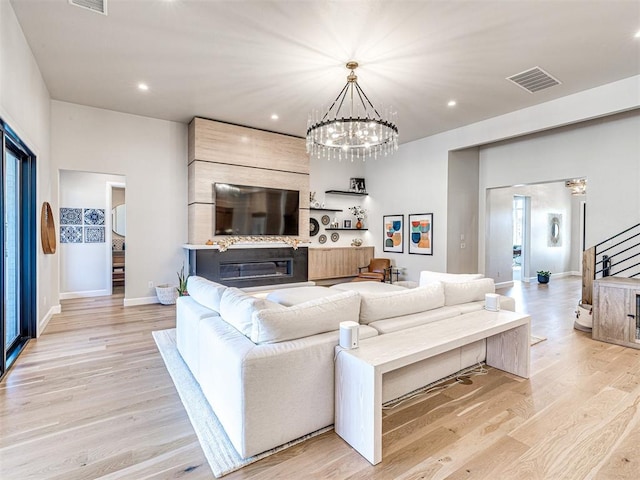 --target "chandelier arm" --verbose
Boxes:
[333,83,351,120]
[321,82,350,122]
[353,86,372,118]
[354,82,384,120]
